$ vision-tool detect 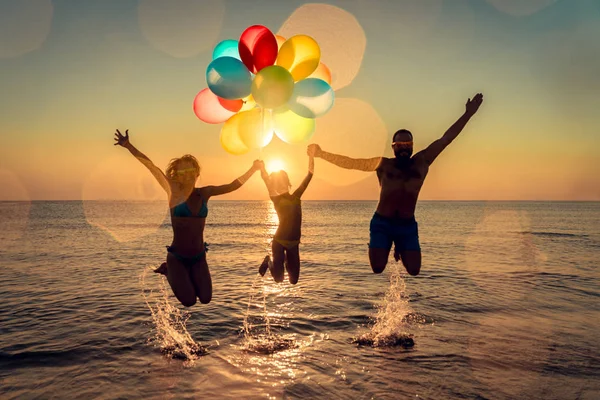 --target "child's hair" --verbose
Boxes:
[165,154,201,181]
[269,170,292,192]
